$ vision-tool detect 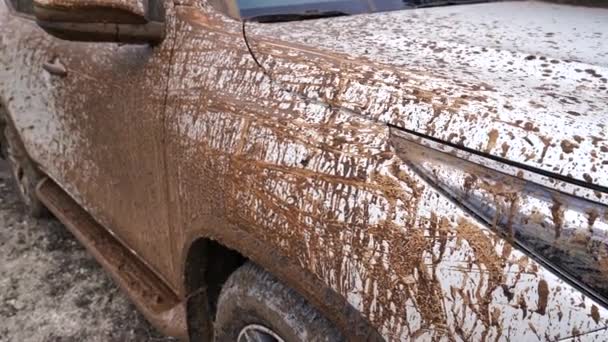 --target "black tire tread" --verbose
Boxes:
[214,262,343,342]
